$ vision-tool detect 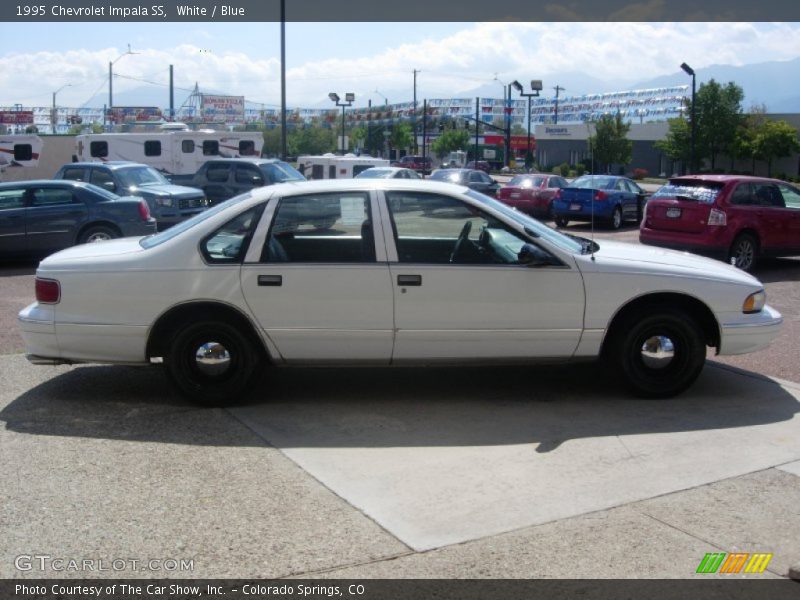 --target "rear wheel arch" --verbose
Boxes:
[601,292,720,357]
[76,221,122,244]
[146,301,269,363]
